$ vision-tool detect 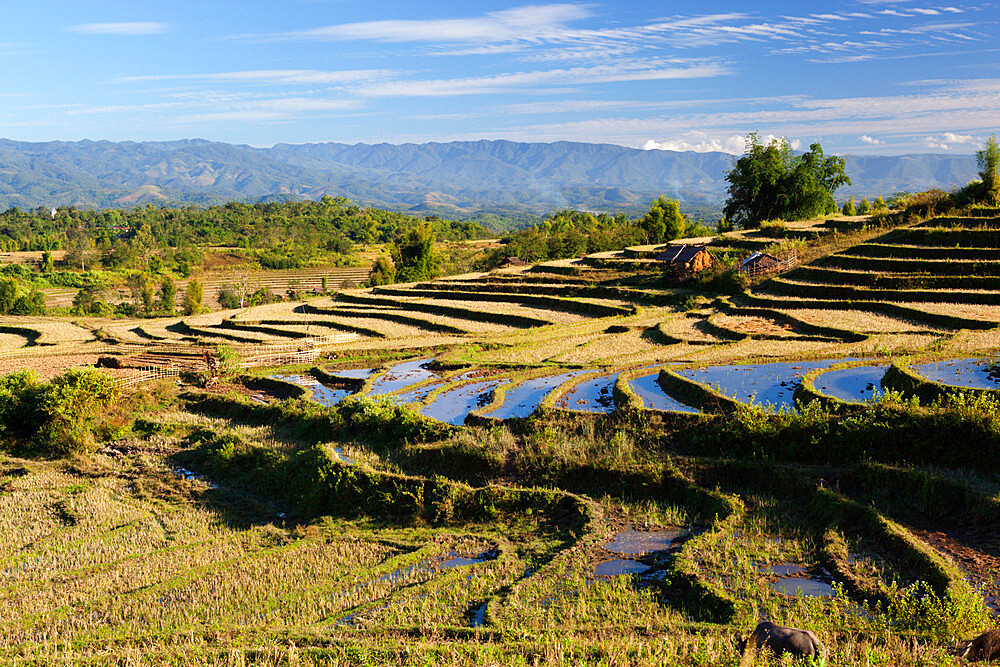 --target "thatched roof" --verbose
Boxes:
[656,245,710,264]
